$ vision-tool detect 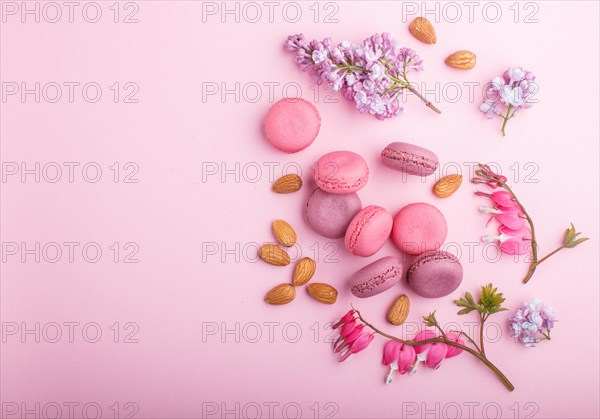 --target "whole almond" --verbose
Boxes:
[272,219,297,247]
[259,244,291,266]
[306,283,338,304]
[387,294,410,325]
[292,257,316,286]
[445,50,476,69]
[265,283,296,305]
[272,174,302,194]
[433,174,463,198]
[409,17,437,44]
